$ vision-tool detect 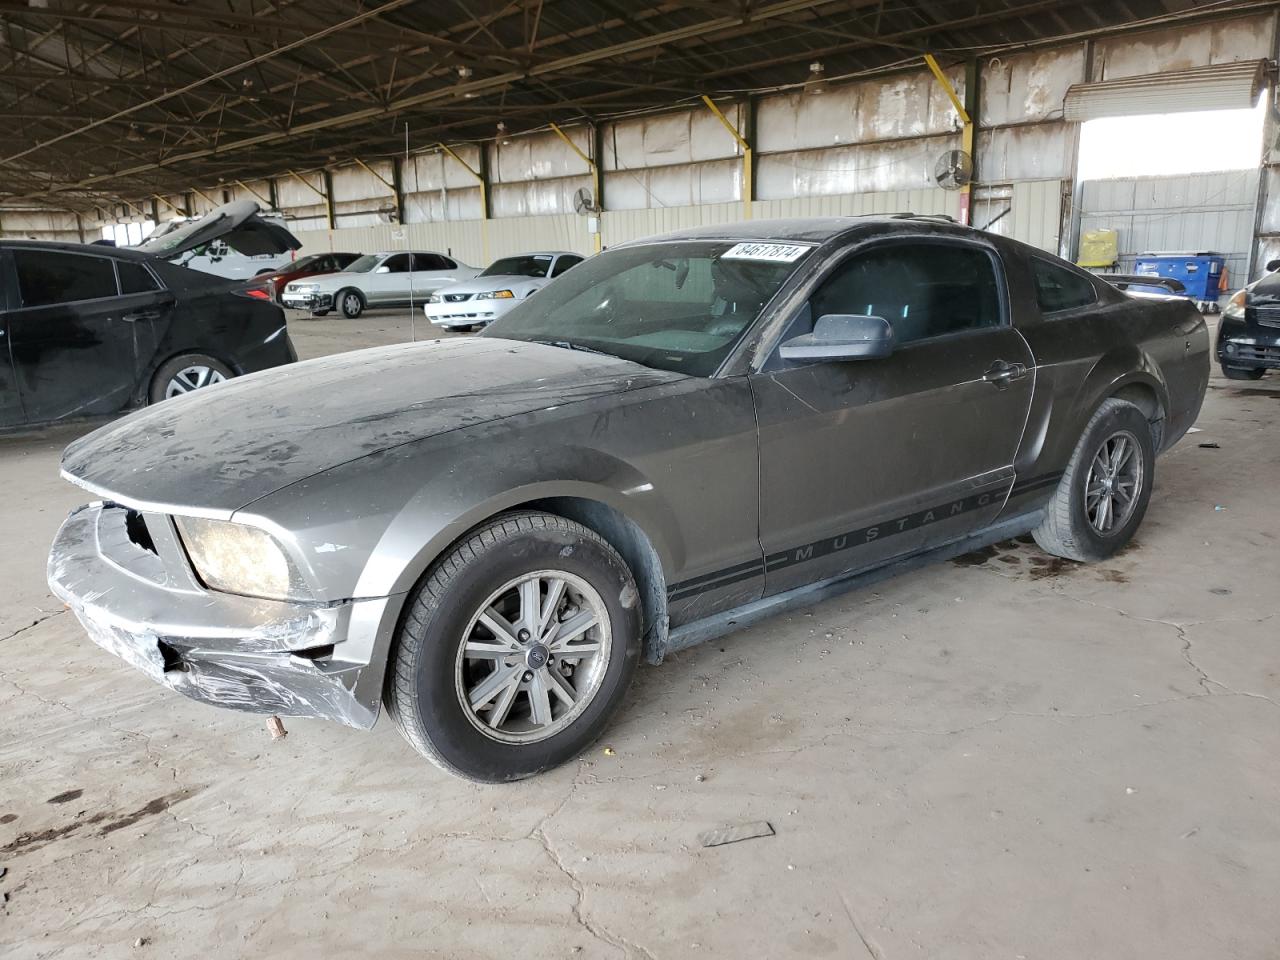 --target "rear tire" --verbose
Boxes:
[385,511,642,782]
[1033,398,1154,563]
[1221,364,1265,381]
[337,288,364,319]
[148,354,233,404]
